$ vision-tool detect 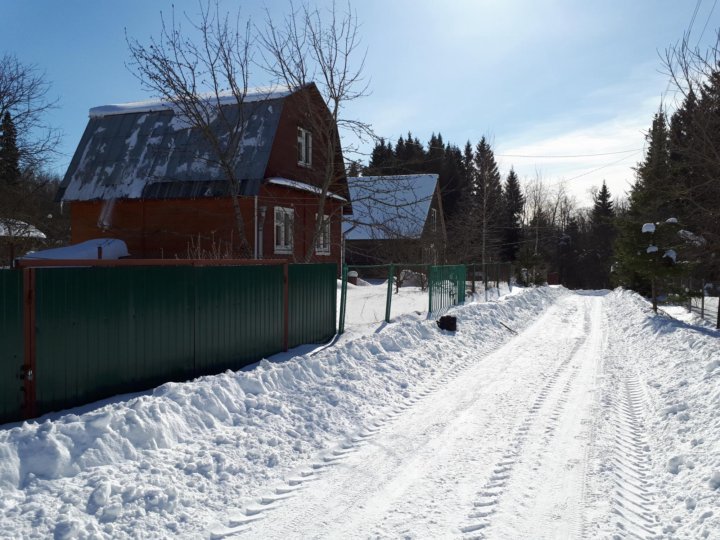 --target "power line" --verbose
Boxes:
[558,151,642,184]
[688,0,703,38]
[697,0,718,45]
[496,149,642,159]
